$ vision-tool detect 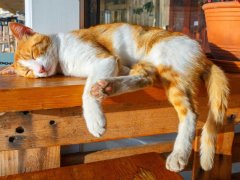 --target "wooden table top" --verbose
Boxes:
[0,73,239,112]
[0,153,182,180]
